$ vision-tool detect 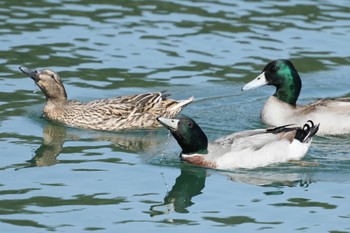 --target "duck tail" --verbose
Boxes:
[295,120,320,143]
[169,96,194,110]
